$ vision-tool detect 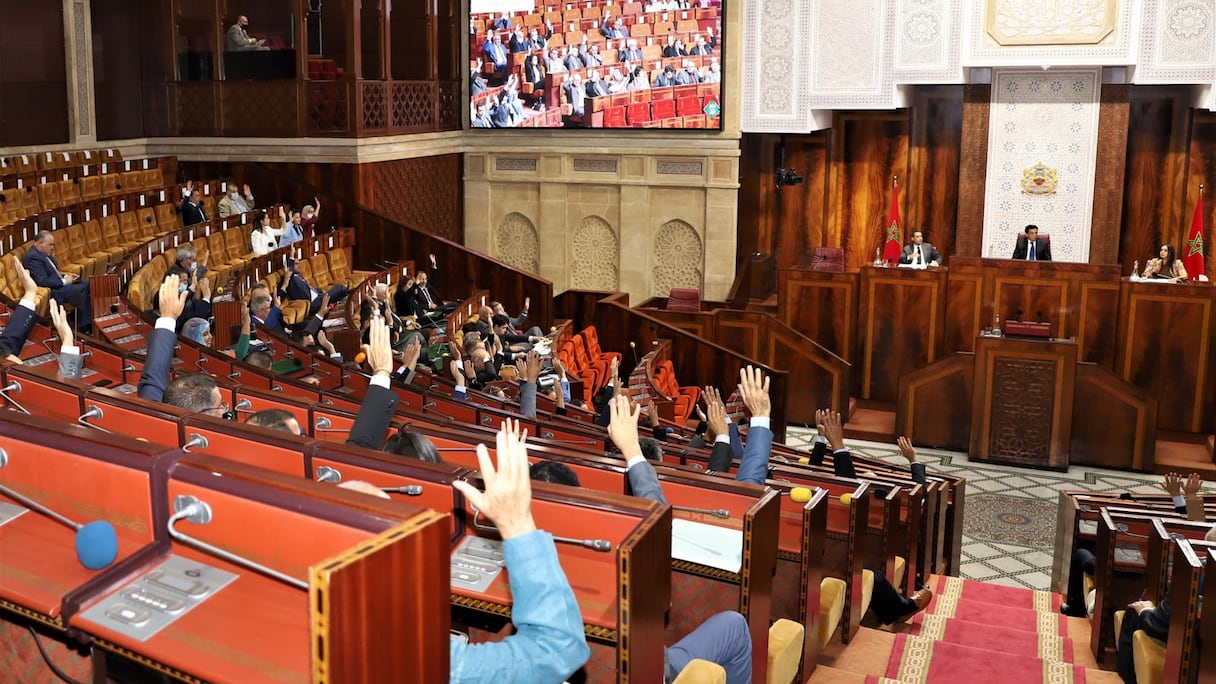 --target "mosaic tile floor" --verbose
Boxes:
[782,427,1170,592]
